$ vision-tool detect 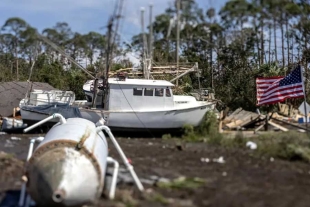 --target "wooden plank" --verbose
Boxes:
[268,120,289,132]
[223,108,243,123]
[254,123,265,133]
[271,117,310,132]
